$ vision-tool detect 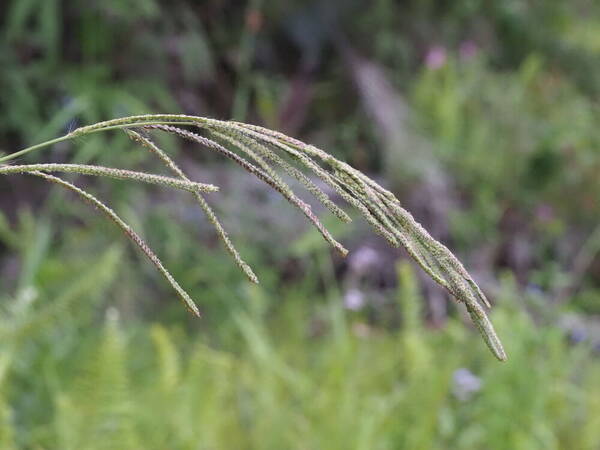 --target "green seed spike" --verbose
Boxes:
[228,123,503,357]
[0,163,218,194]
[214,128,352,223]
[465,298,507,361]
[146,125,348,257]
[205,123,400,246]
[126,130,259,285]
[28,171,201,318]
[209,130,351,253]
